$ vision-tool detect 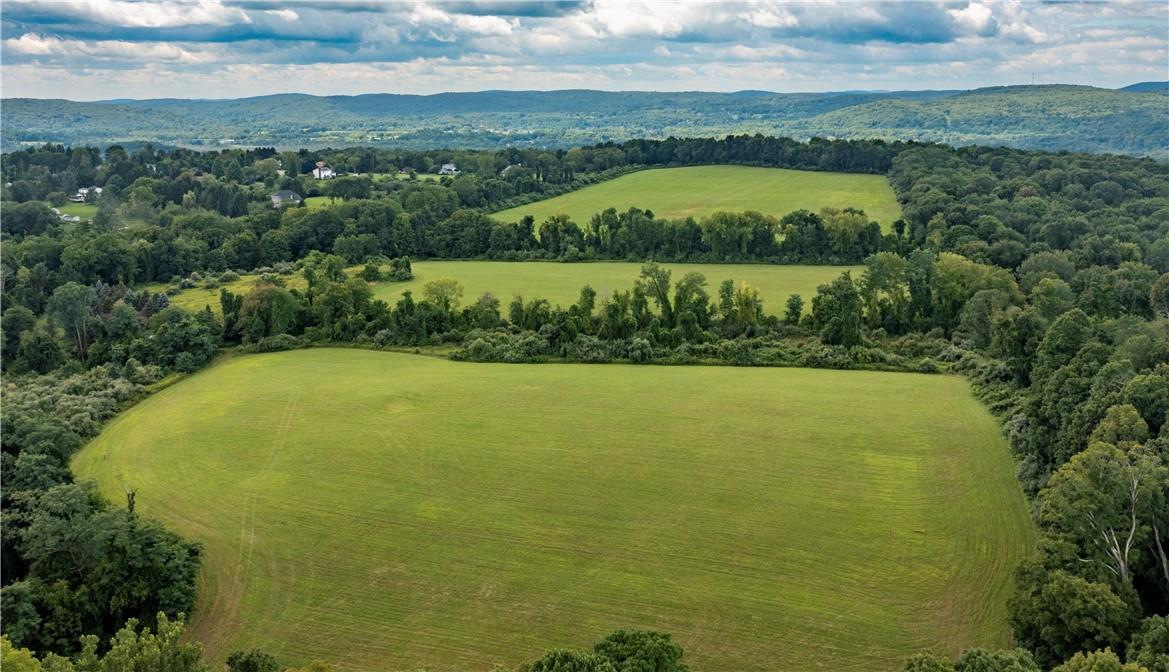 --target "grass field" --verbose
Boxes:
[58,202,98,220]
[74,349,1033,672]
[303,196,341,210]
[492,166,903,228]
[150,261,860,317]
